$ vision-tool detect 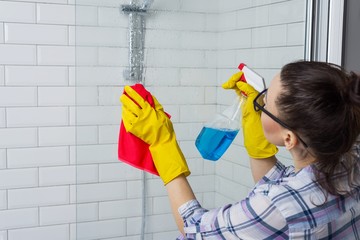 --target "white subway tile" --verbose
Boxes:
[69,106,76,127]
[145,30,181,49]
[147,12,206,32]
[76,126,98,145]
[180,105,216,123]
[38,46,75,66]
[180,0,218,13]
[0,87,37,107]
[149,0,180,11]
[0,208,38,230]
[268,46,304,68]
[152,86,204,105]
[126,180,143,199]
[143,68,180,86]
[68,26,75,46]
[64,72,75,88]
[287,22,305,46]
[76,182,126,203]
[8,186,69,209]
[98,125,119,144]
[218,29,252,50]
[4,23,67,45]
[40,205,76,225]
[39,126,75,146]
[217,12,236,31]
[39,166,76,186]
[99,199,142,219]
[145,179,167,197]
[254,0,271,6]
[75,66,124,86]
[38,87,75,106]
[75,106,120,125]
[75,47,98,66]
[143,214,177,233]
[233,163,254,188]
[180,31,217,50]
[7,107,68,127]
[69,185,76,204]
[188,175,215,193]
[75,6,98,26]
[146,49,206,68]
[7,146,69,168]
[180,68,217,86]
[0,45,36,65]
[204,86,217,104]
[74,87,98,106]
[0,128,37,148]
[98,7,128,27]
[5,66,68,86]
[269,0,305,25]
[75,26,127,47]
[98,47,128,66]
[0,191,6,210]
[0,149,5,169]
[153,196,171,214]
[8,225,69,240]
[153,231,180,240]
[76,144,117,165]
[99,163,141,182]
[37,4,75,25]
[0,67,4,85]
[0,1,35,23]
[0,231,6,240]
[219,0,252,12]
[98,86,122,106]
[10,0,67,3]
[215,160,234,180]
[72,0,124,7]
[76,164,99,184]
[76,219,125,240]
[77,203,98,222]
[0,168,38,190]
